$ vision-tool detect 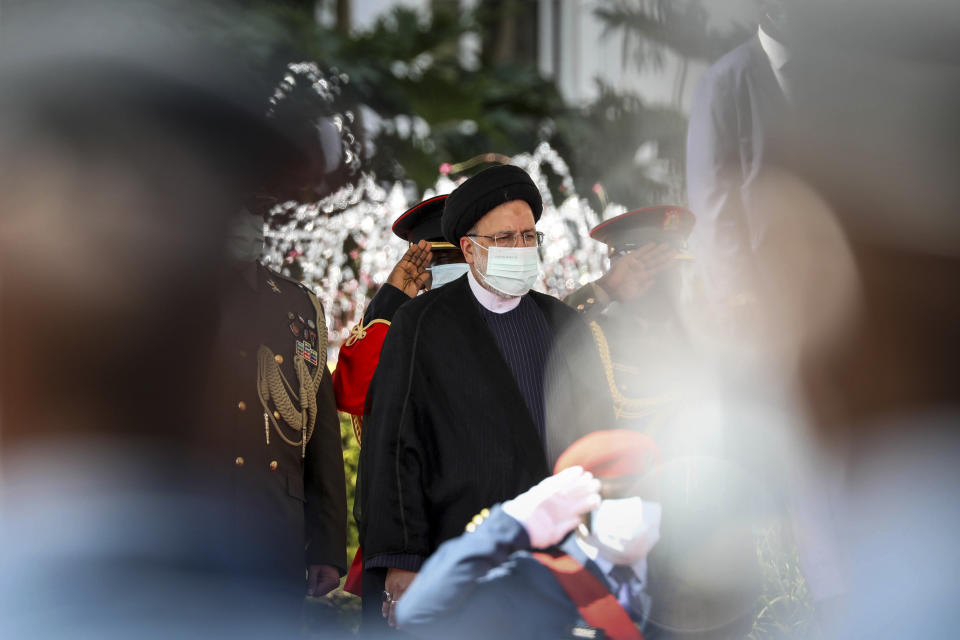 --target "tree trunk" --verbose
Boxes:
[335,0,351,34]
